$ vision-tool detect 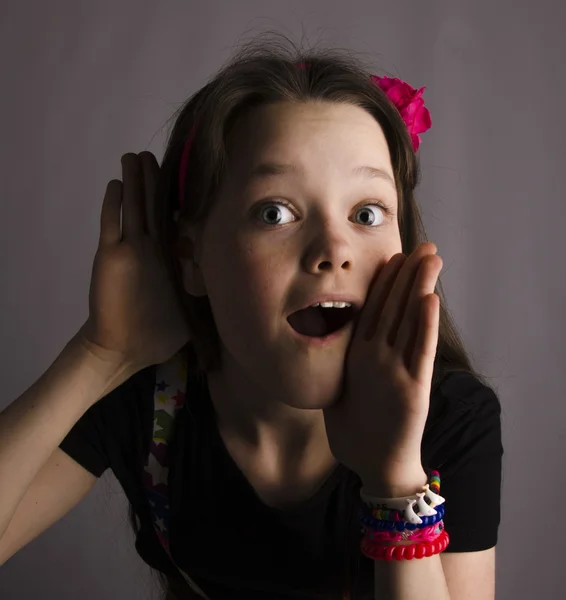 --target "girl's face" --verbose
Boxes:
[185,100,402,409]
